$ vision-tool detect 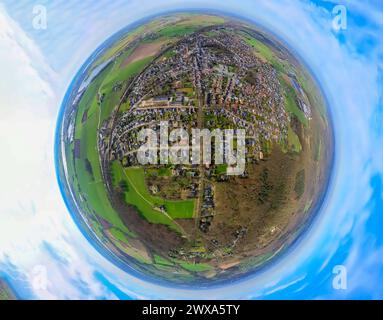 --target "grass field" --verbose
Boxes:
[146,167,172,177]
[157,15,225,38]
[287,126,302,153]
[173,260,213,272]
[109,227,130,243]
[280,77,308,127]
[99,55,154,122]
[158,25,200,38]
[102,56,153,95]
[154,254,174,266]
[72,67,133,234]
[178,14,225,26]
[113,240,152,264]
[242,33,285,72]
[69,50,156,238]
[111,162,195,225]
